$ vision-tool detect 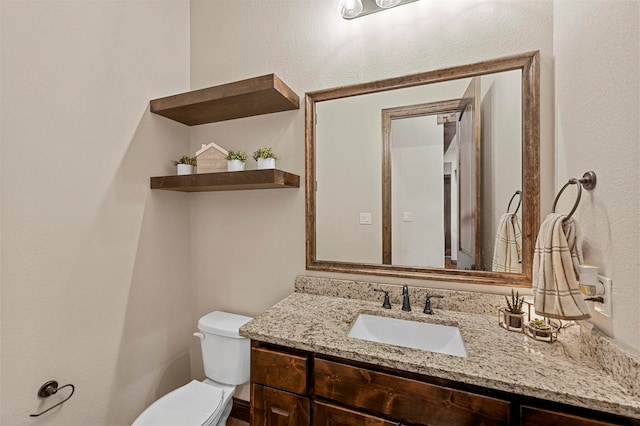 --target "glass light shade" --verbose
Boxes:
[376,0,402,8]
[339,0,363,18]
